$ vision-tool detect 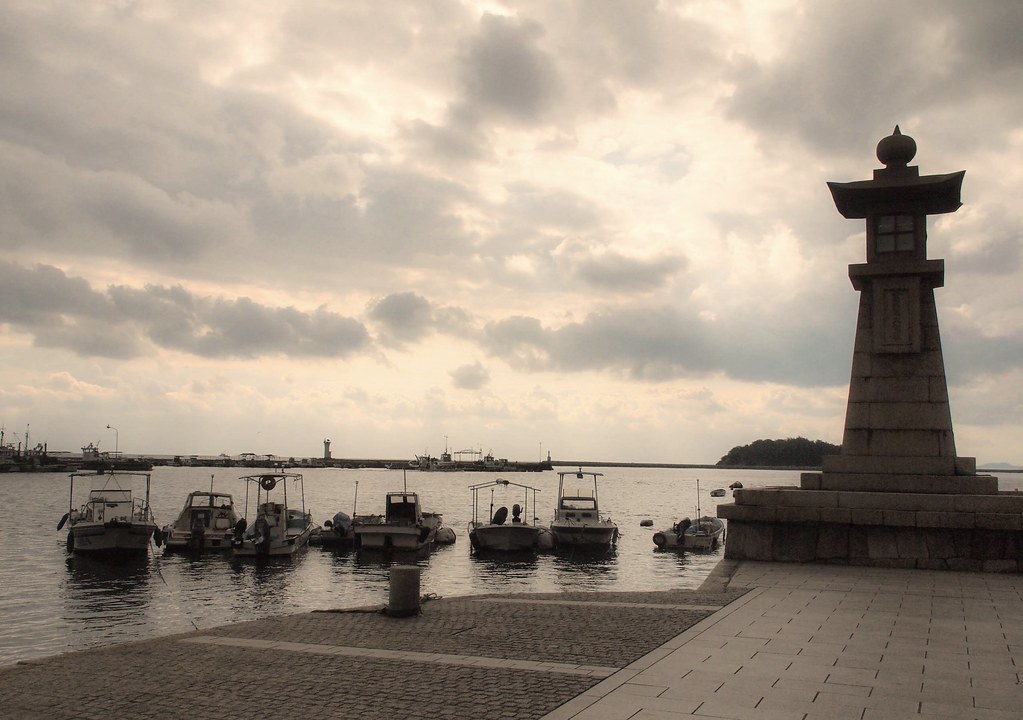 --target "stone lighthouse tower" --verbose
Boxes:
[718,128,1023,571]
[825,126,971,480]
